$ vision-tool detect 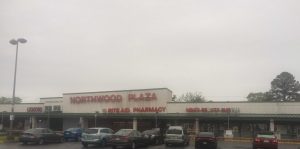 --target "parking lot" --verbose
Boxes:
[0,141,299,149]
